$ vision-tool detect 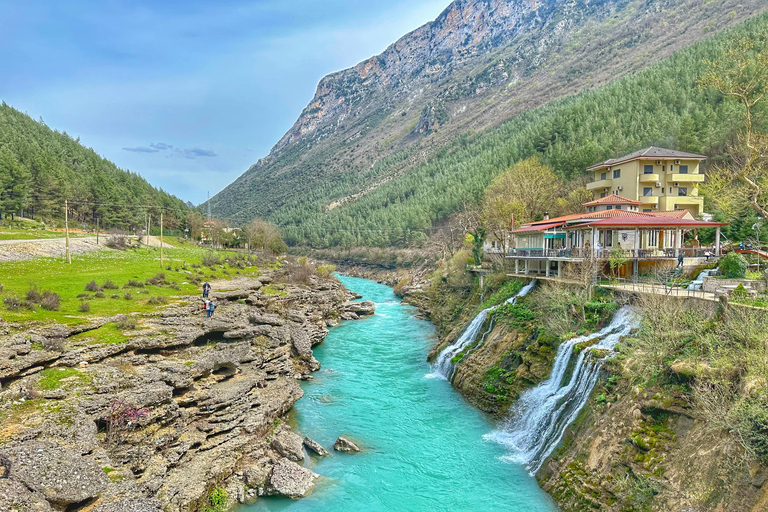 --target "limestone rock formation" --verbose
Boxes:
[0,272,357,511]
